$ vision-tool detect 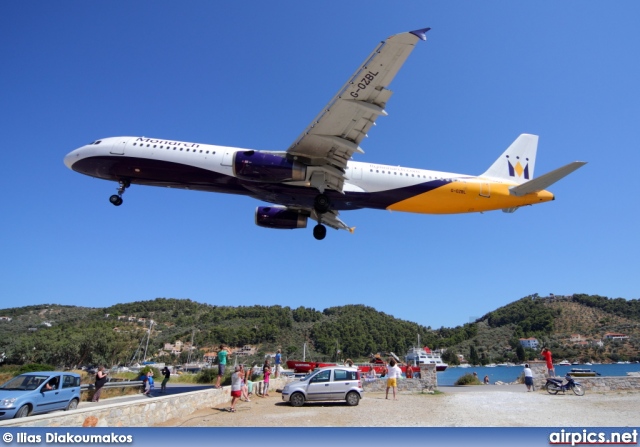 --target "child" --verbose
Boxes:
[262,360,271,397]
